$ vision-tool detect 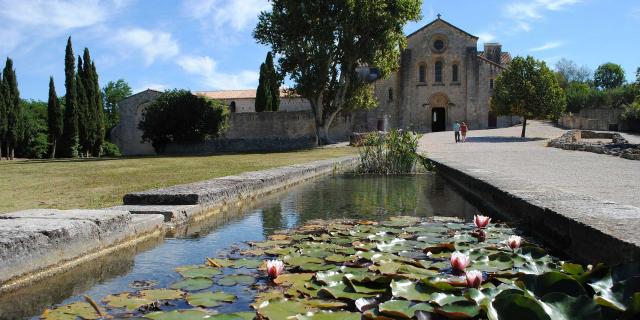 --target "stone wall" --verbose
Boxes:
[558,108,624,131]
[548,130,640,160]
[110,90,161,155]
